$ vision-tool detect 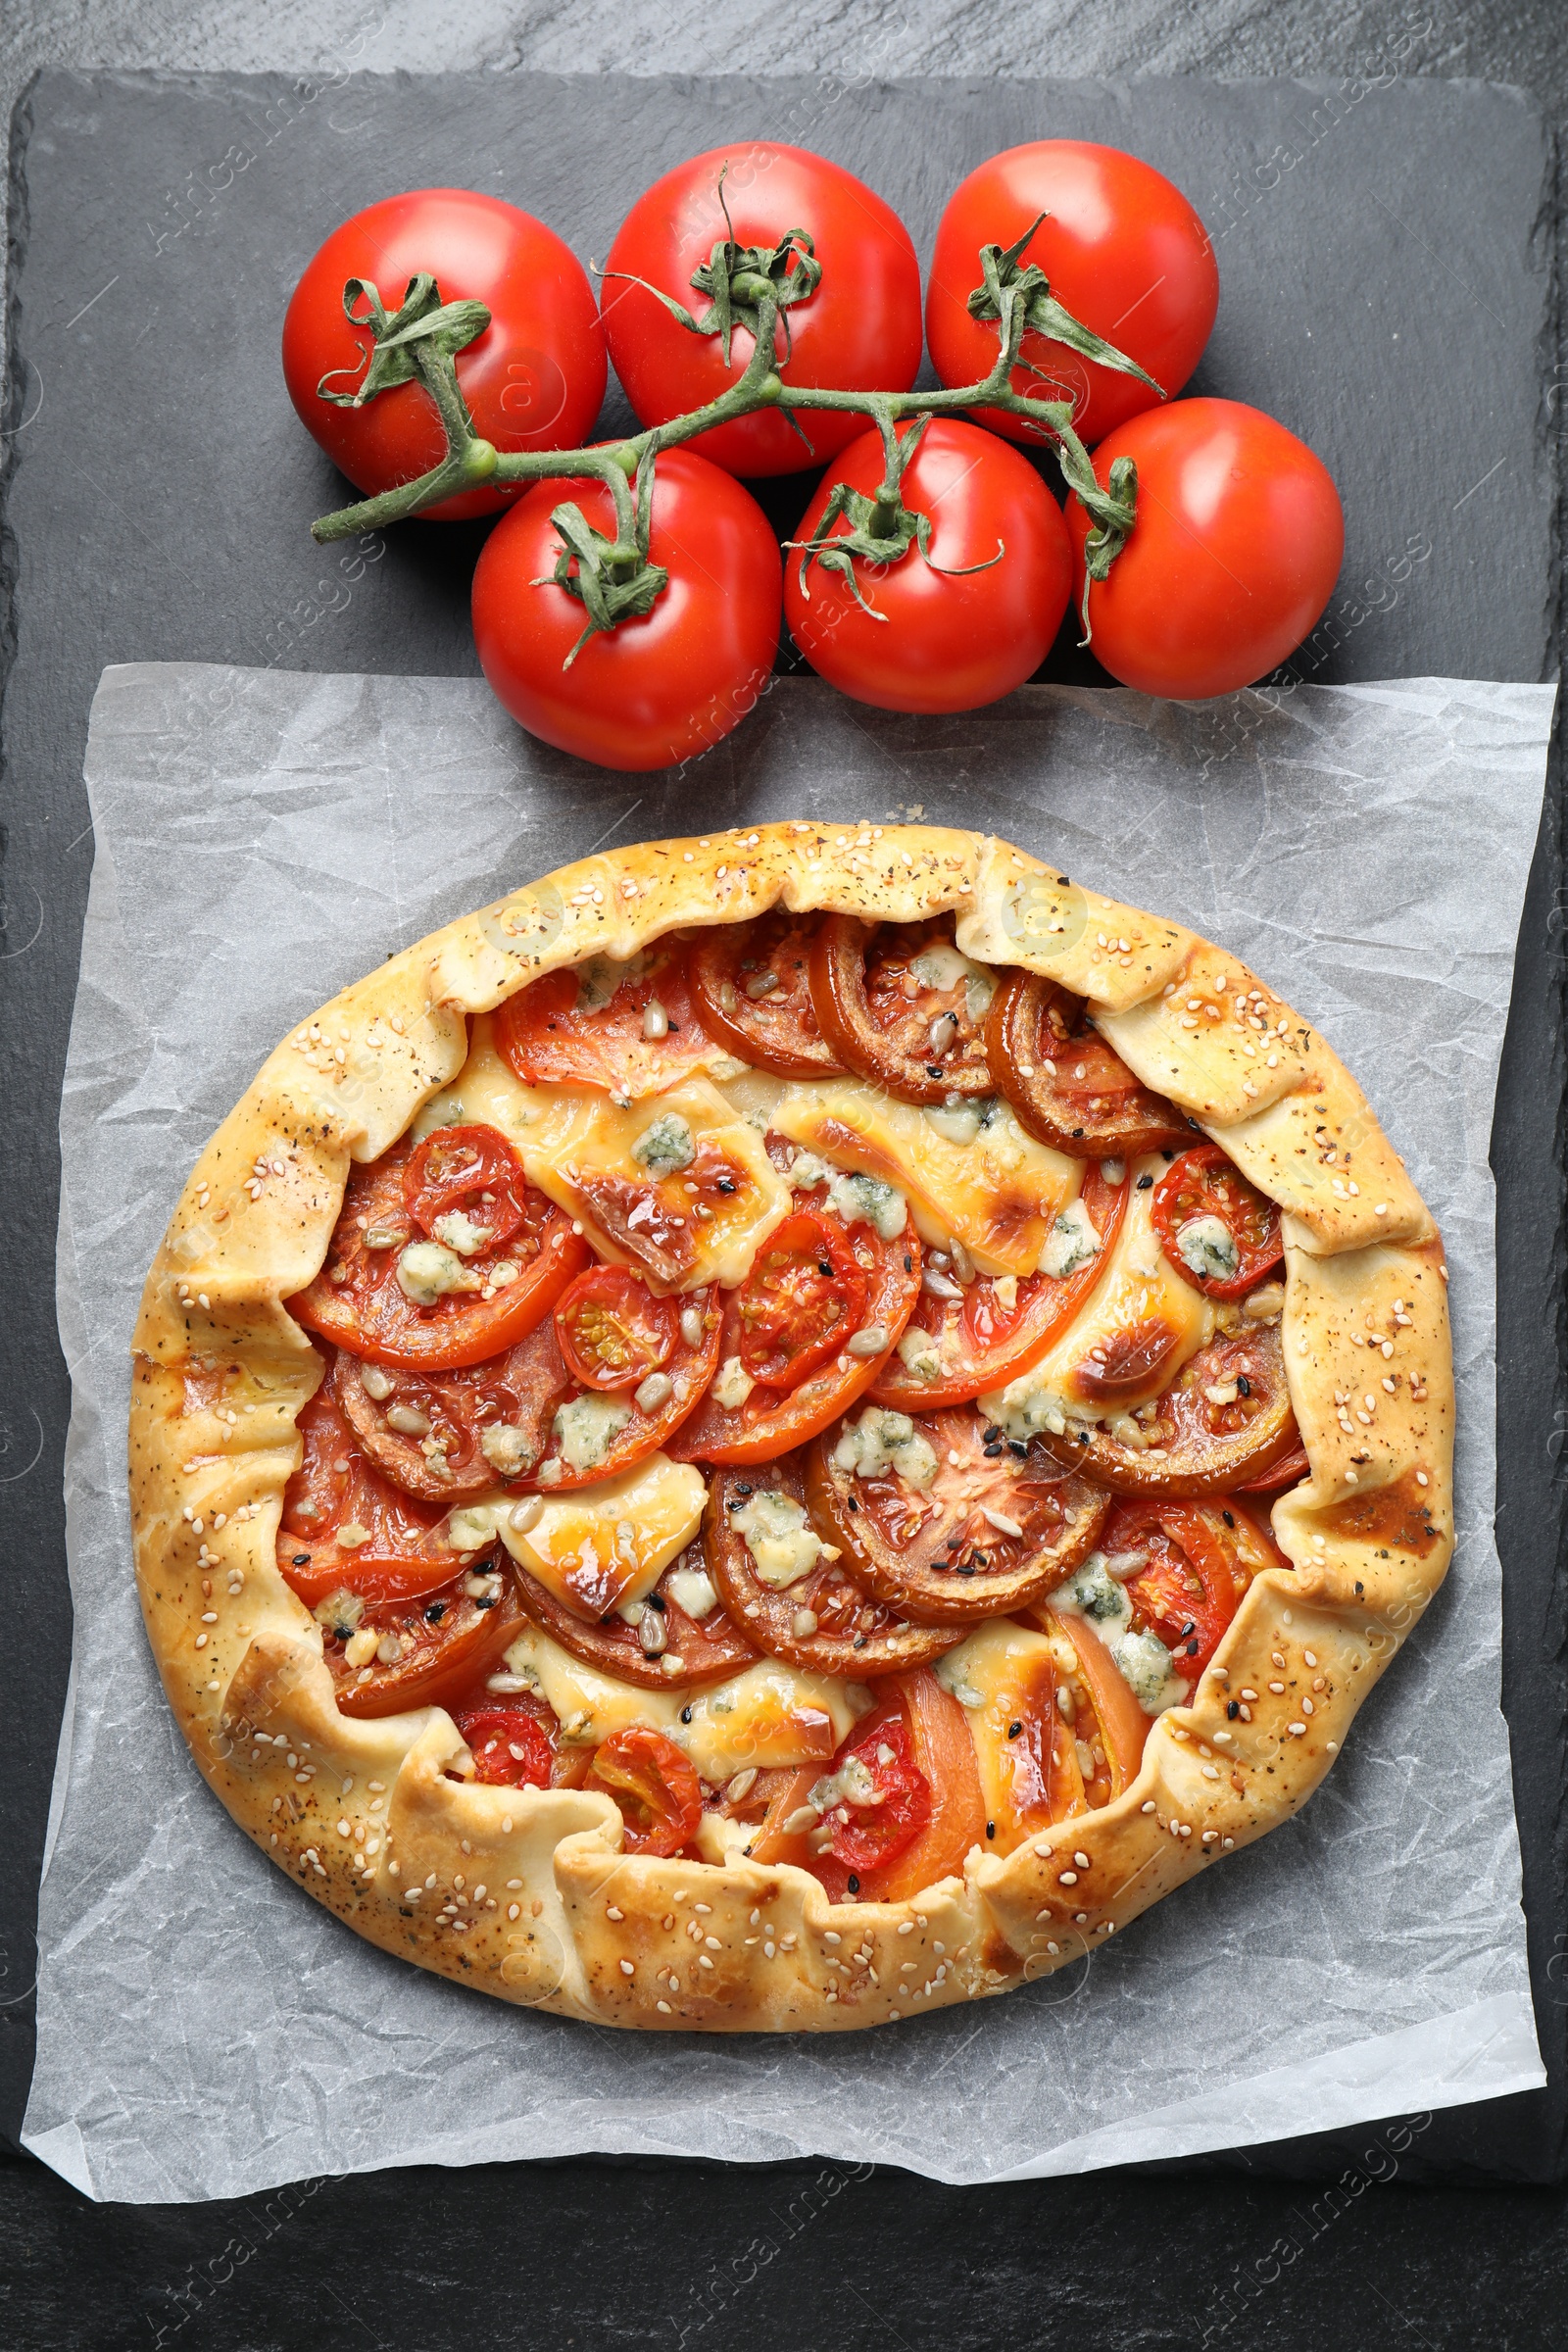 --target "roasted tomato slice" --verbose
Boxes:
[404,1122,529,1253]
[494,935,723,1098]
[535,1288,722,1489]
[687,911,846,1077]
[1235,1437,1309,1494]
[510,1538,758,1690]
[330,1316,572,1503]
[808,913,998,1103]
[555,1264,681,1393]
[753,1669,986,1903]
[870,1161,1129,1411]
[705,1455,958,1679]
[585,1725,704,1857]
[807,1405,1110,1625]
[987,972,1190,1156]
[1033,1606,1151,1804]
[1042,1318,1297,1497]
[290,1131,588,1370]
[1152,1144,1284,1299]
[1102,1495,1280,1680]
[561,1133,777,1295]
[817,1711,933,1874]
[279,1377,453,1603]
[671,1199,920,1464]
[318,1565,526,1720]
[733,1208,868,1392]
[453,1697,557,1788]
